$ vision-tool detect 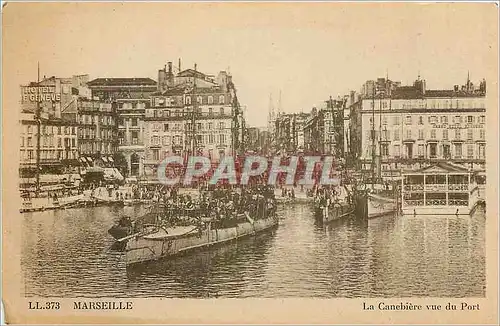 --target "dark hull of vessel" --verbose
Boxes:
[124,215,279,266]
[108,225,131,240]
[314,202,354,223]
